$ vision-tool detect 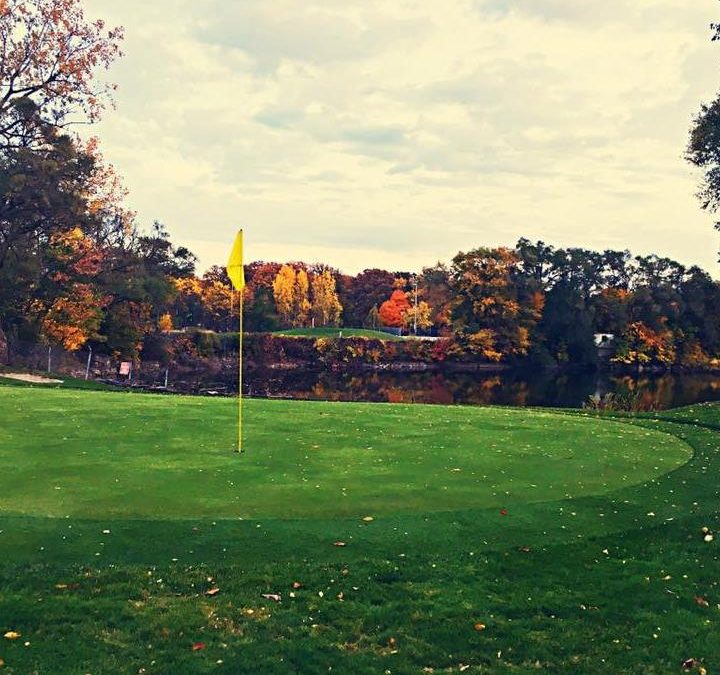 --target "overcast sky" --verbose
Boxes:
[83,0,720,275]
